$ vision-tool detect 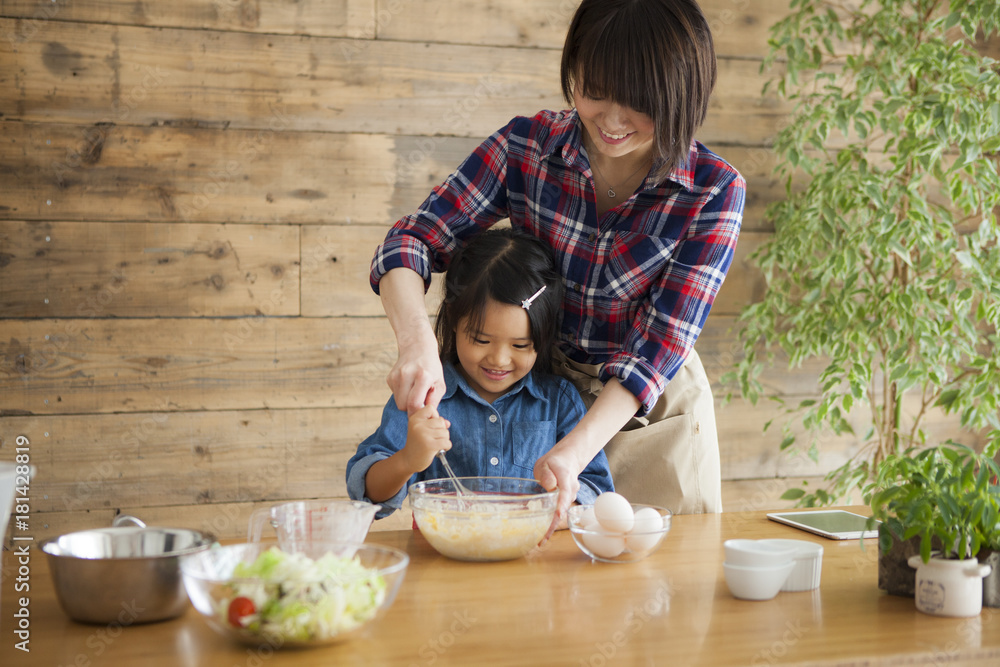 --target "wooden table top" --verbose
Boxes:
[3,507,998,666]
